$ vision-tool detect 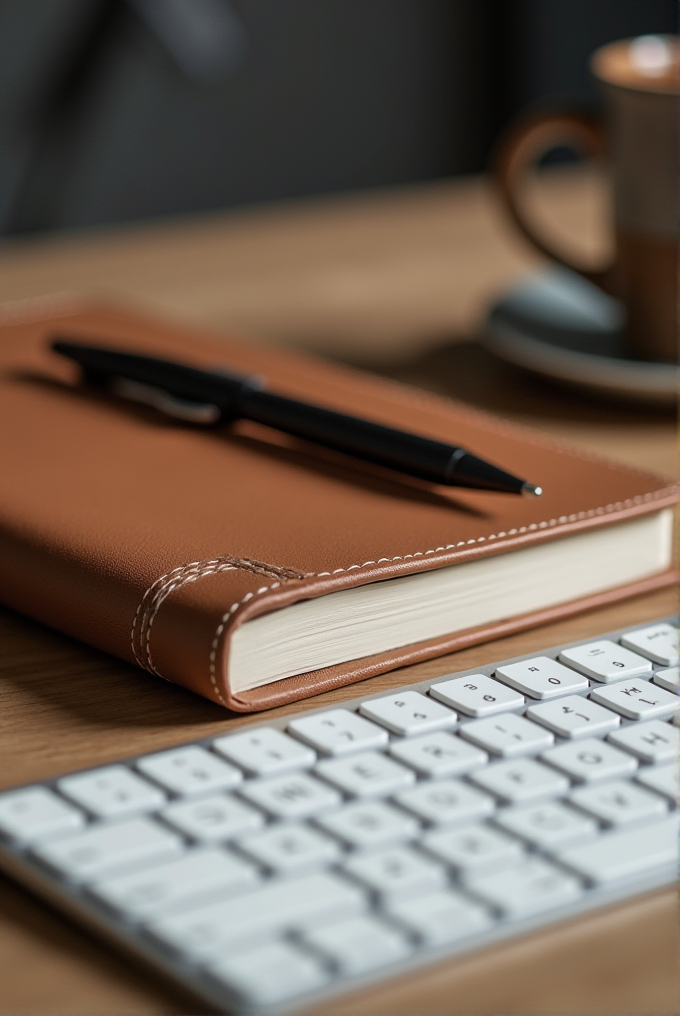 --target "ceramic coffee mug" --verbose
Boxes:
[495,35,679,363]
